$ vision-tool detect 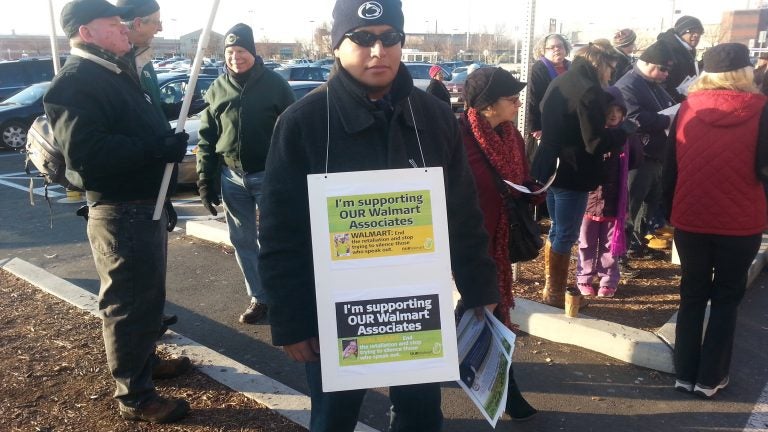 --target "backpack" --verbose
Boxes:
[24,115,79,191]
